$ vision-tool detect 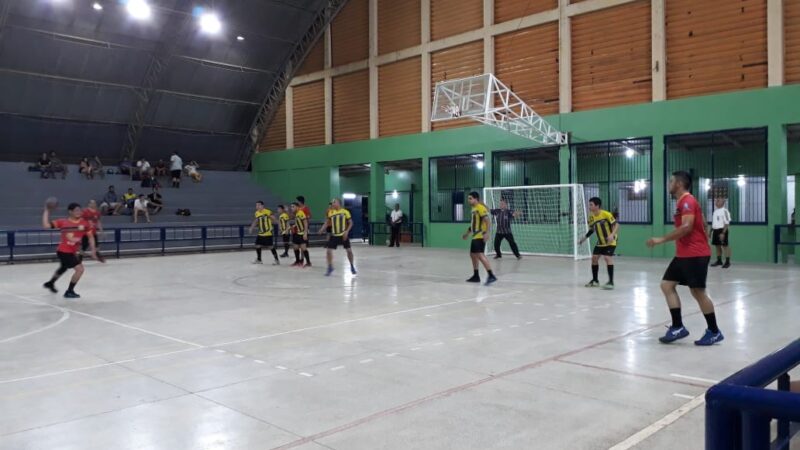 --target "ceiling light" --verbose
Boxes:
[92,2,103,11]
[236,35,245,41]
[199,12,222,34]
[126,0,151,20]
